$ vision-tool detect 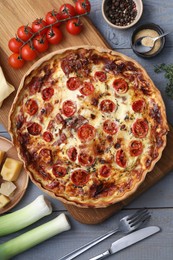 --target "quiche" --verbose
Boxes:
[9,46,168,208]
